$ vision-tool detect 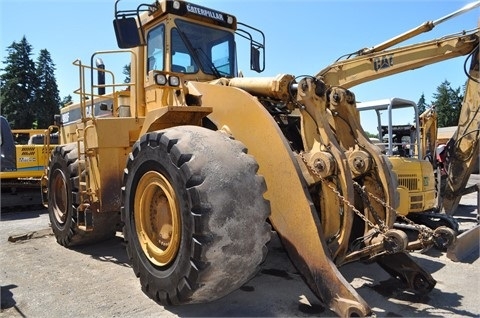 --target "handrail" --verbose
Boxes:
[72,49,137,122]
